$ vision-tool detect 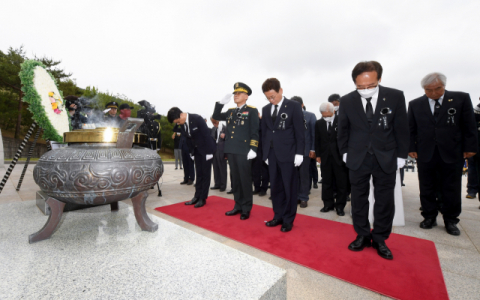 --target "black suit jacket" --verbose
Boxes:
[337,86,409,174]
[261,98,305,162]
[408,90,477,163]
[315,117,343,166]
[179,113,216,156]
